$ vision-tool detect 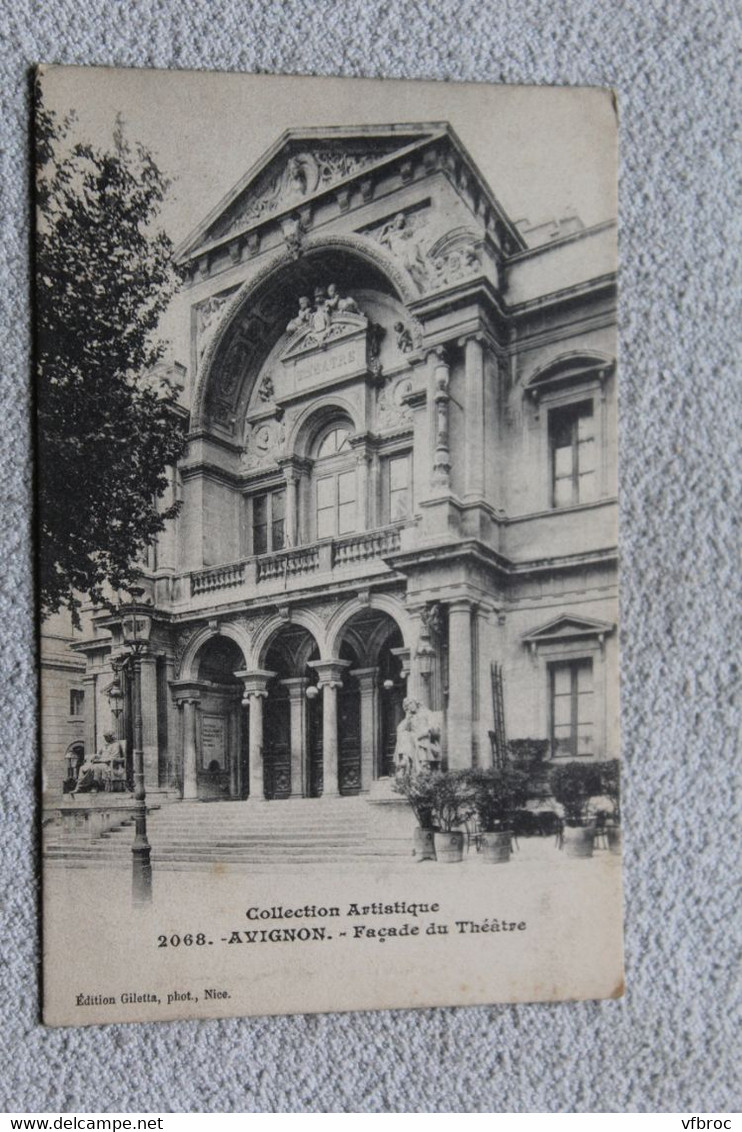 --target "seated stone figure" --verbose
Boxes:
[286,295,312,333]
[395,698,441,773]
[73,732,126,793]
